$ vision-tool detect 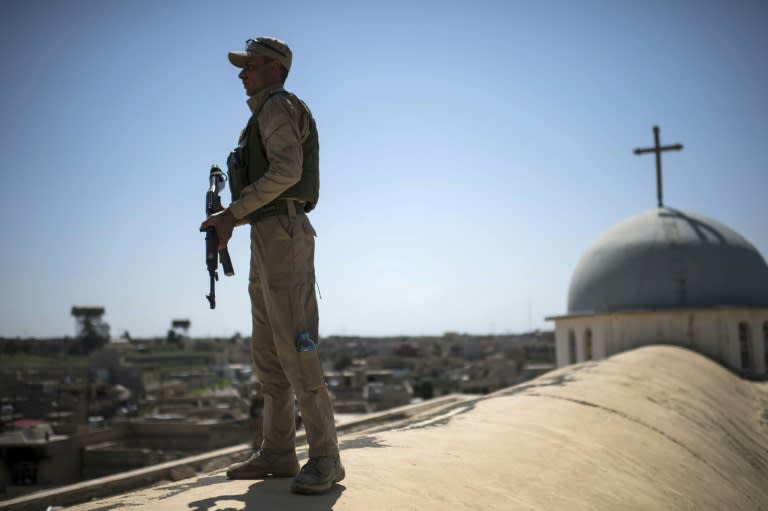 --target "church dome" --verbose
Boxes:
[567,208,768,314]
